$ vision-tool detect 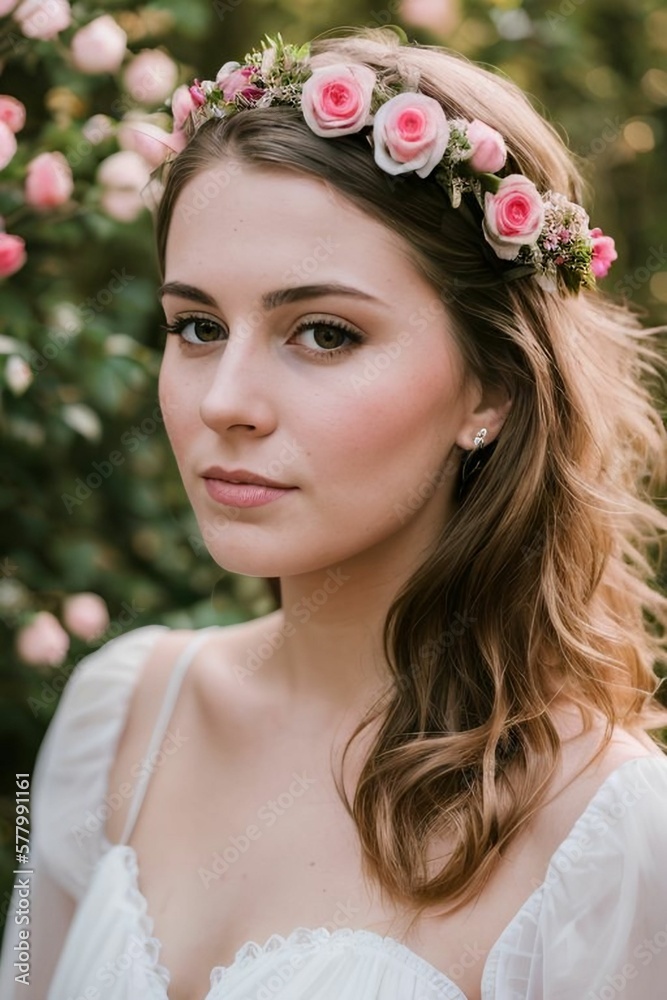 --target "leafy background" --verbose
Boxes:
[1,0,666,933]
